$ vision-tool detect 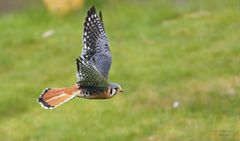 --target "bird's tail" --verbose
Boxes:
[37,85,79,109]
